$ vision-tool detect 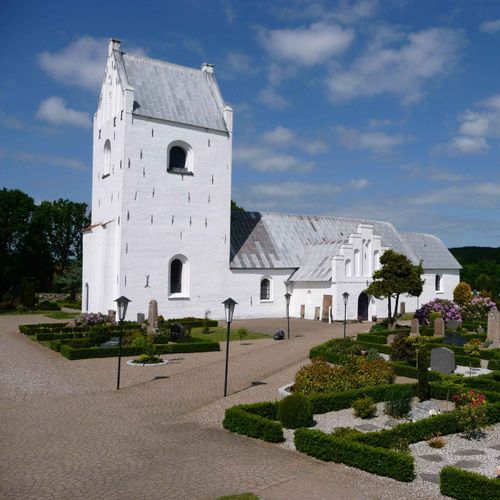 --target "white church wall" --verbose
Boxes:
[289,282,333,320]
